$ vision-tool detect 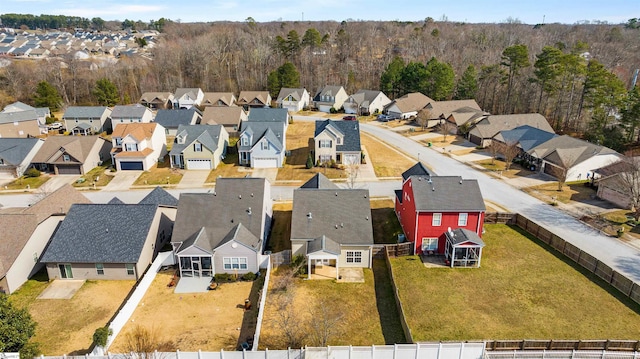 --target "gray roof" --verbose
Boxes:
[527,135,620,168]
[111,104,149,119]
[174,88,202,100]
[384,92,433,113]
[301,173,339,189]
[446,228,485,246]
[217,223,261,251]
[348,90,386,107]
[407,176,486,212]
[247,108,289,123]
[170,124,224,156]
[313,86,346,102]
[63,106,110,119]
[494,125,558,152]
[139,186,178,207]
[276,88,307,102]
[154,109,201,129]
[402,162,431,181]
[172,178,269,245]
[314,120,361,152]
[0,138,42,166]
[470,113,554,140]
[107,197,125,204]
[307,235,341,255]
[0,110,38,124]
[239,121,284,151]
[40,204,158,263]
[291,188,373,245]
[2,102,34,112]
